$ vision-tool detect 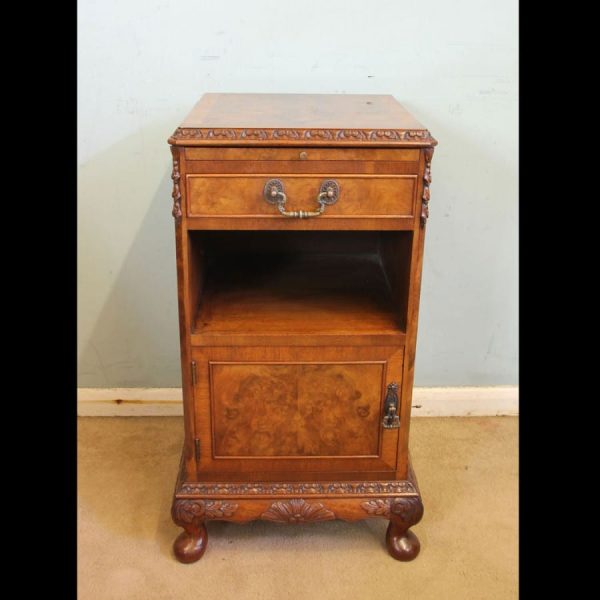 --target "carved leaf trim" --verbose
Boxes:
[240,129,268,140]
[170,147,182,222]
[207,129,236,139]
[173,499,238,524]
[273,129,301,139]
[203,500,238,519]
[179,481,417,496]
[336,129,367,141]
[361,499,392,516]
[304,129,334,140]
[361,497,424,524]
[261,498,336,524]
[421,146,434,226]
[170,127,436,145]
